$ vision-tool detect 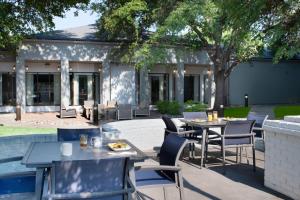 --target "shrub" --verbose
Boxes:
[274,105,300,119]
[224,107,251,118]
[156,101,181,115]
[184,100,208,112]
